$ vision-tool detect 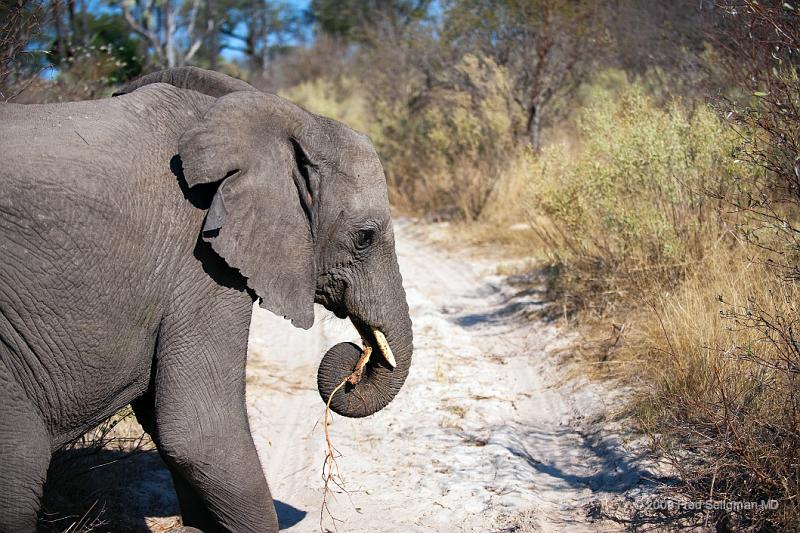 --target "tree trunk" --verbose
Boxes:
[66,0,76,49]
[52,0,67,64]
[248,0,262,73]
[261,46,269,74]
[78,0,89,46]
[165,0,176,67]
[526,102,542,152]
[207,0,218,70]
